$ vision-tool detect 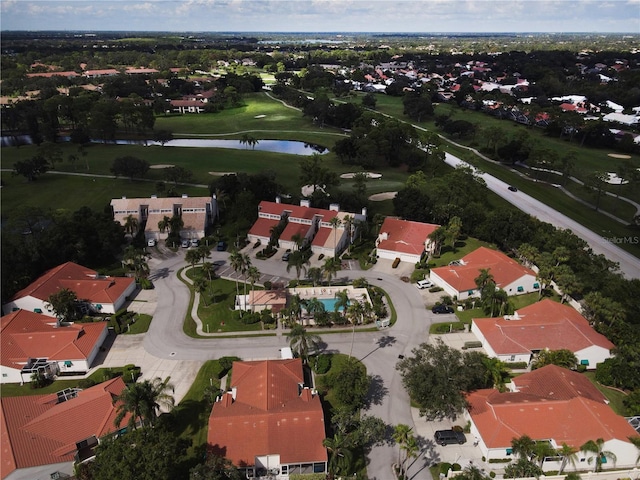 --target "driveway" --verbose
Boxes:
[125,248,436,479]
